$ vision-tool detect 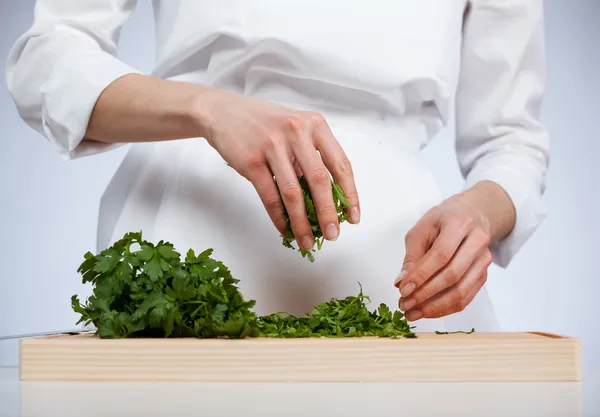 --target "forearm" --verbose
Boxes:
[84,74,214,144]
[459,180,517,244]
